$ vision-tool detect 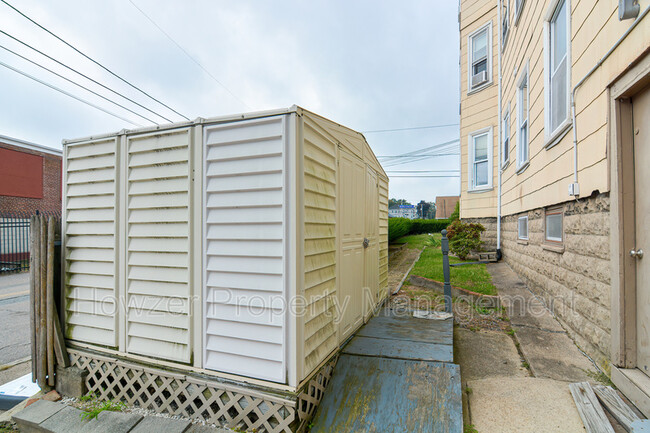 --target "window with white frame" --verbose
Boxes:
[545,0,571,141]
[468,23,492,92]
[502,0,510,48]
[517,65,529,169]
[502,104,510,167]
[468,128,493,191]
[518,216,528,240]
[514,0,525,24]
[545,207,563,243]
